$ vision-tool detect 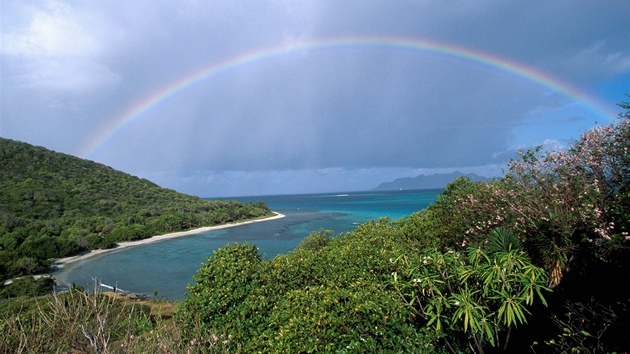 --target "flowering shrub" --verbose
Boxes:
[500,108,630,286]
[407,177,512,251]
[427,101,630,288]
